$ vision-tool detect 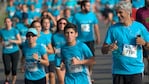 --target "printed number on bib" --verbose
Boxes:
[4,41,13,49]
[10,12,15,17]
[81,24,90,32]
[68,58,82,73]
[25,62,38,72]
[122,44,137,58]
